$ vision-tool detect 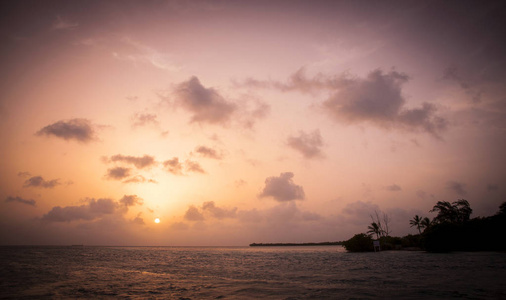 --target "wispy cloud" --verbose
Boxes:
[194,146,222,160]
[5,196,36,206]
